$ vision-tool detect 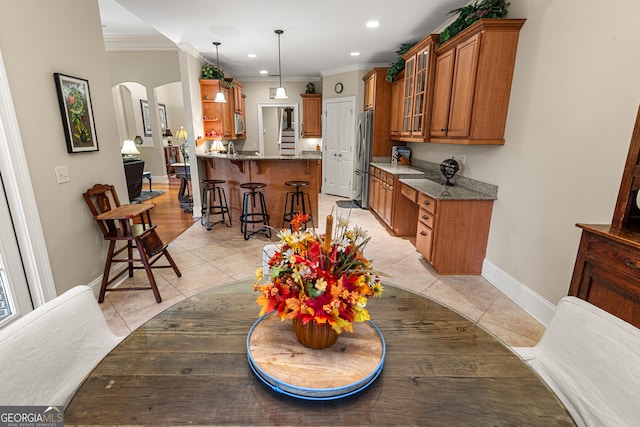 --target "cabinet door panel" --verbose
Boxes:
[430,50,455,138]
[447,34,480,138]
[416,222,434,261]
[401,57,415,136]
